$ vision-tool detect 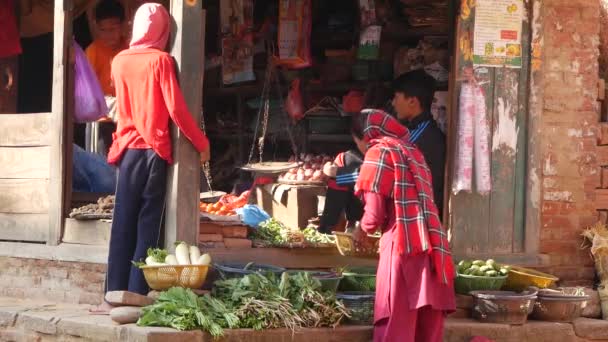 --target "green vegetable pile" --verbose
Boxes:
[137,272,349,337]
[457,259,510,277]
[252,218,335,247]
